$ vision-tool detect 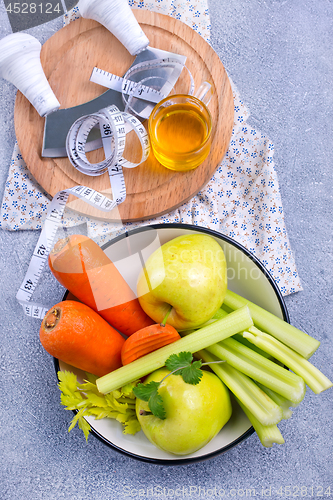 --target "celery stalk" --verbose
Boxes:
[196,349,283,425]
[236,398,285,448]
[244,327,333,394]
[256,383,294,419]
[192,307,229,329]
[206,338,306,404]
[96,306,253,394]
[212,308,229,320]
[223,289,320,359]
[233,333,273,359]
